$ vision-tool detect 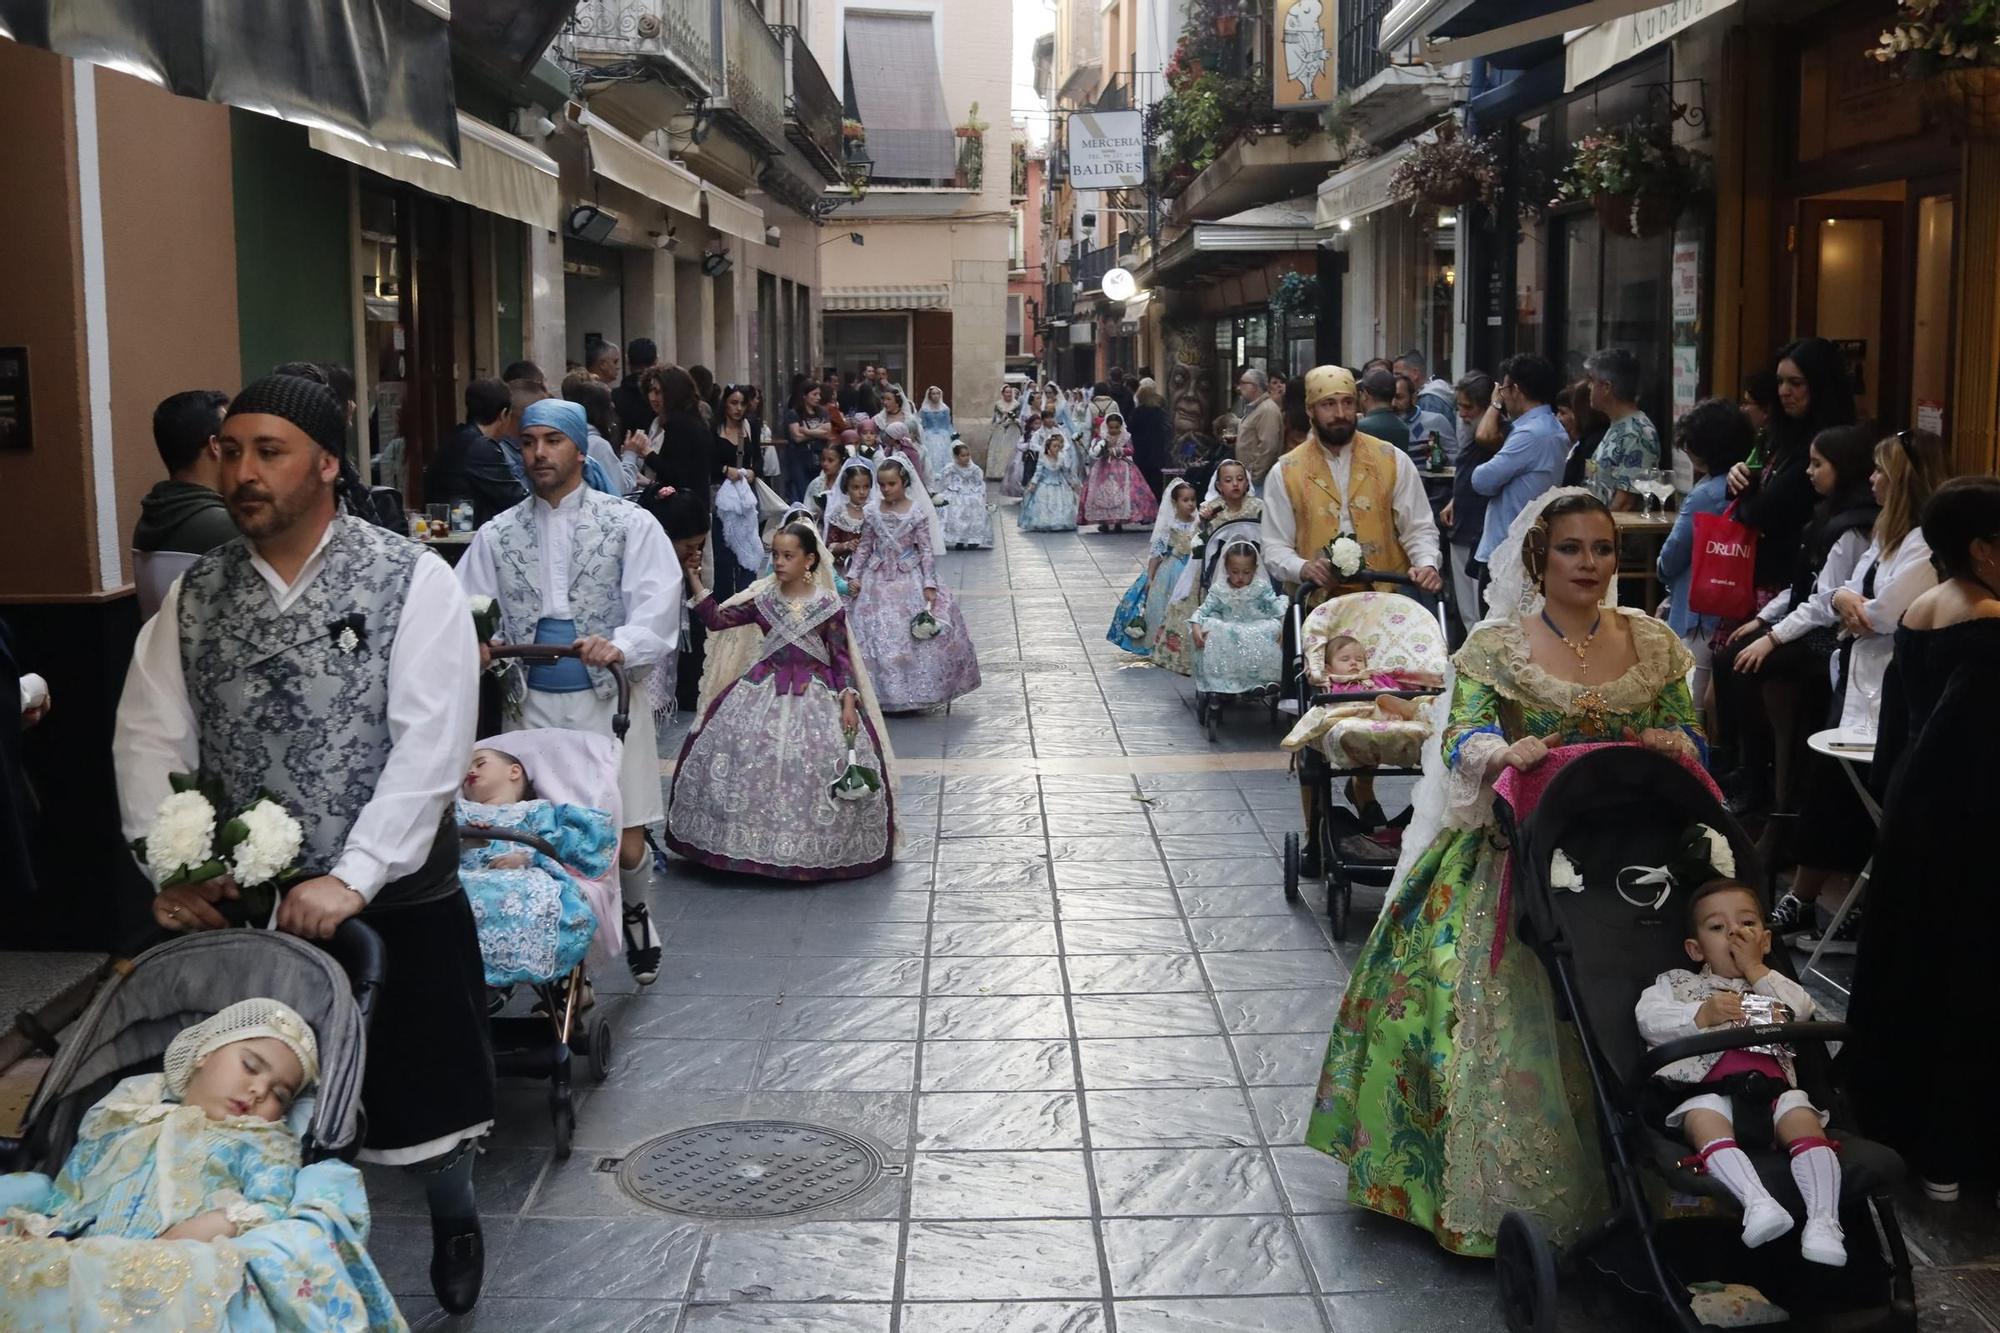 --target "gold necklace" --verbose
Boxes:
[1540,609,1602,674]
